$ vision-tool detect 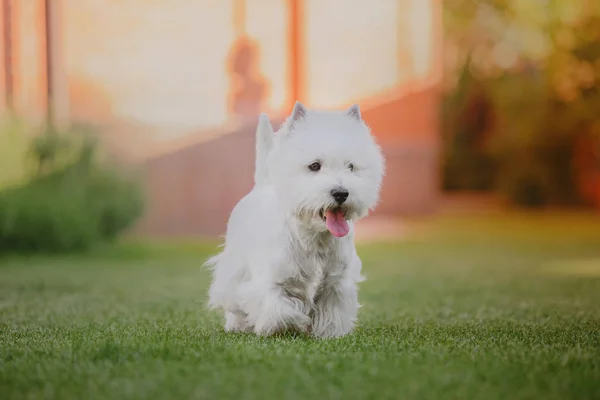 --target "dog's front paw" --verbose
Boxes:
[224,312,251,333]
[254,303,311,336]
[311,282,358,338]
[311,310,355,338]
[254,315,311,336]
